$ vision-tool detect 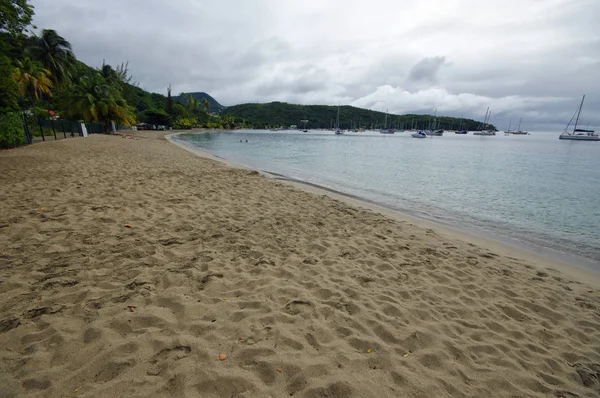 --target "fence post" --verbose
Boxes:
[21,112,32,144]
[51,120,57,140]
[38,118,45,141]
[70,121,75,137]
[61,120,66,138]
